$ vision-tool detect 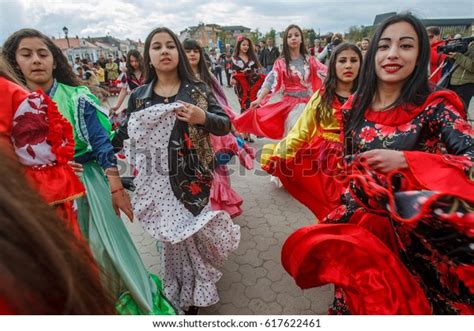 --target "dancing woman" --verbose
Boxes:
[234,24,327,140]
[229,36,265,142]
[113,28,240,314]
[261,43,362,220]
